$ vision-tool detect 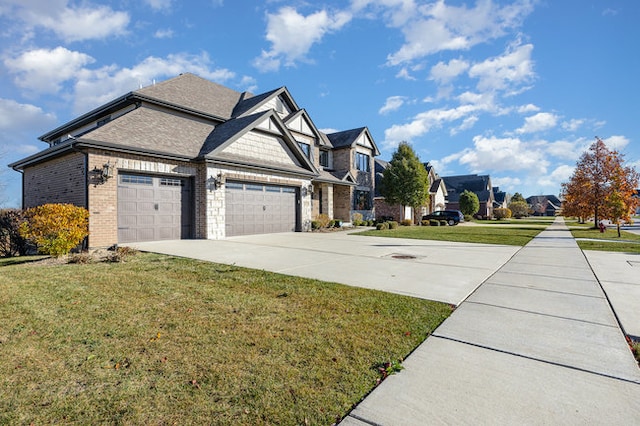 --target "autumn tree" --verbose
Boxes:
[381,142,430,223]
[508,192,530,218]
[561,137,639,229]
[459,190,480,217]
